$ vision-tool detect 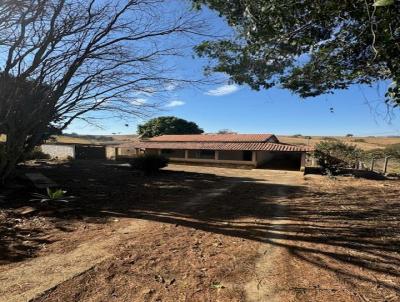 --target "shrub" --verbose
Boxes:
[129,154,169,174]
[314,141,364,175]
[23,147,51,161]
[364,148,385,160]
[385,143,400,159]
[346,134,354,137]
[353,138,366,143]
[292,134,302,138]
